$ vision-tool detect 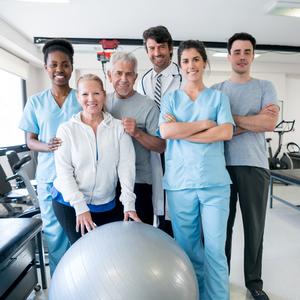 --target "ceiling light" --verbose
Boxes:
[212,53,227,58]
[265,0,300,17]
[17,0,70,3]
[213,53,260,58]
